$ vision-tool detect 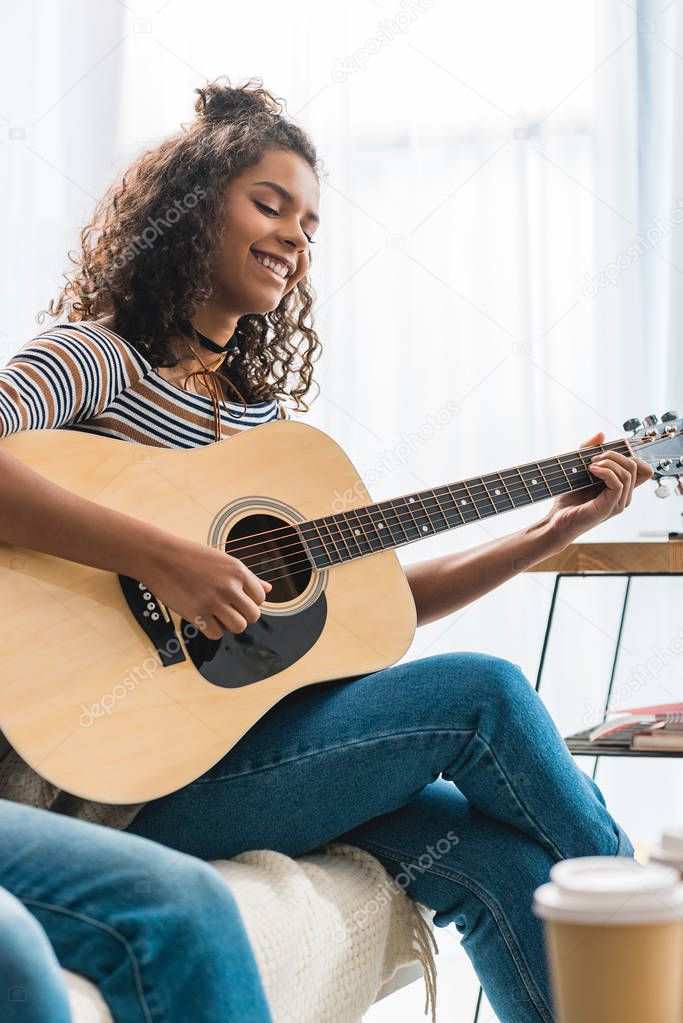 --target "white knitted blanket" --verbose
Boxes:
[63,842,438,1023]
